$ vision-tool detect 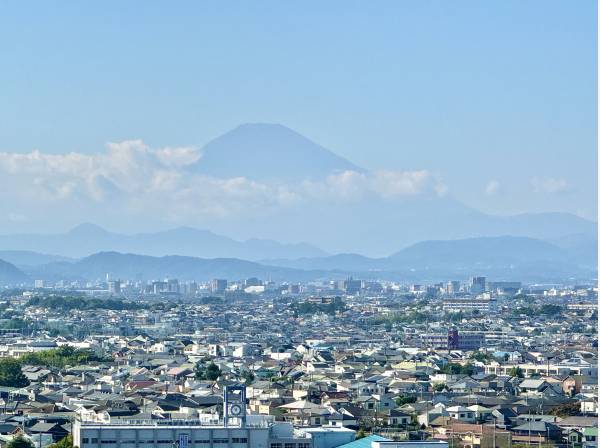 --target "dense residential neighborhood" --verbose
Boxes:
[0,278,595,448]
